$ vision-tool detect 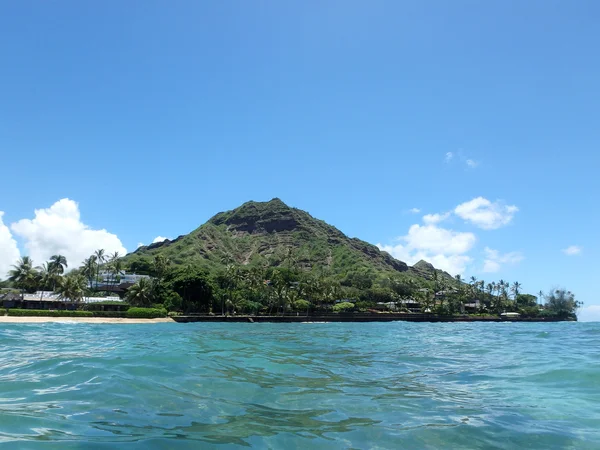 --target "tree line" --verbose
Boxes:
[1,250,581,319]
